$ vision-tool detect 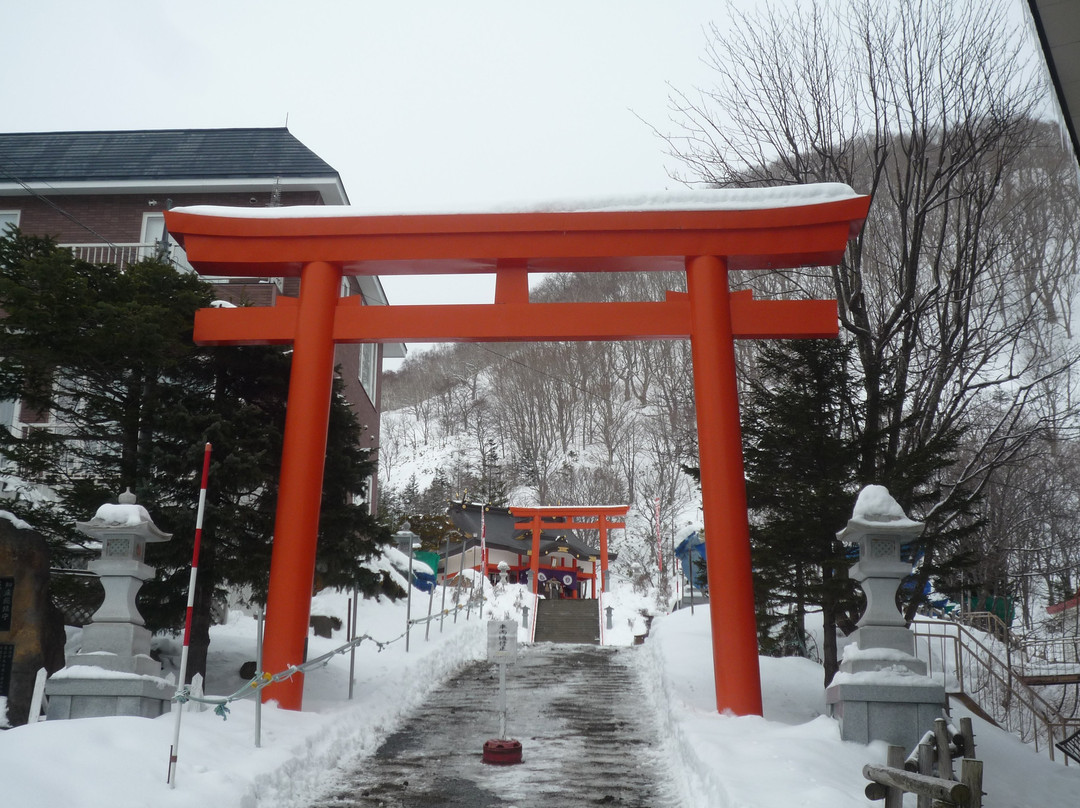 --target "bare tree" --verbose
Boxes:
[663,0,1080,620]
